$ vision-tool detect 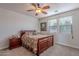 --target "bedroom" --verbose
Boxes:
[0,3,79,56]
